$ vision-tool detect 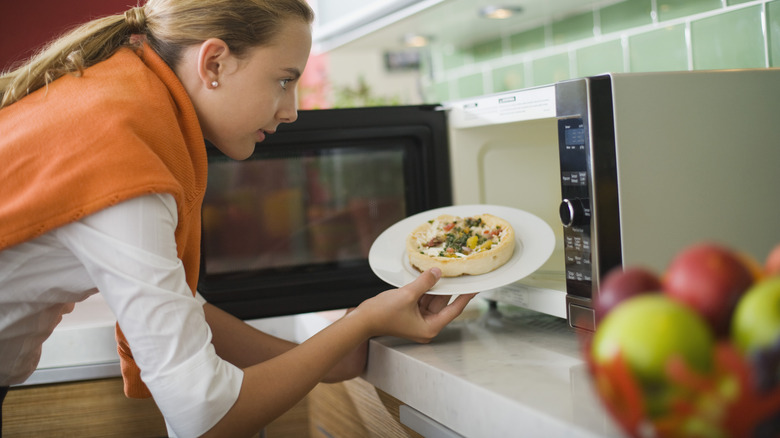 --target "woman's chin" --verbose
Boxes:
[207,139,256,161]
